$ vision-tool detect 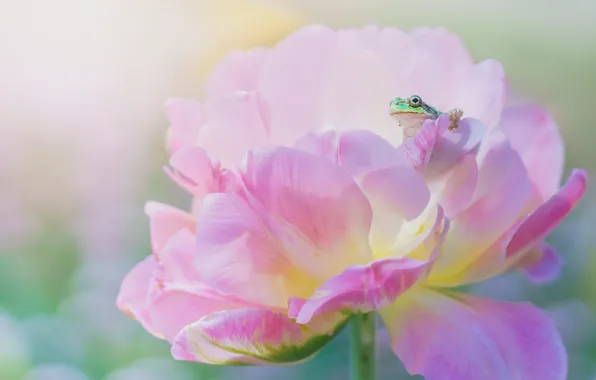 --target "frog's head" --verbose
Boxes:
[388,95,440,119]
[388,95,441,138]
